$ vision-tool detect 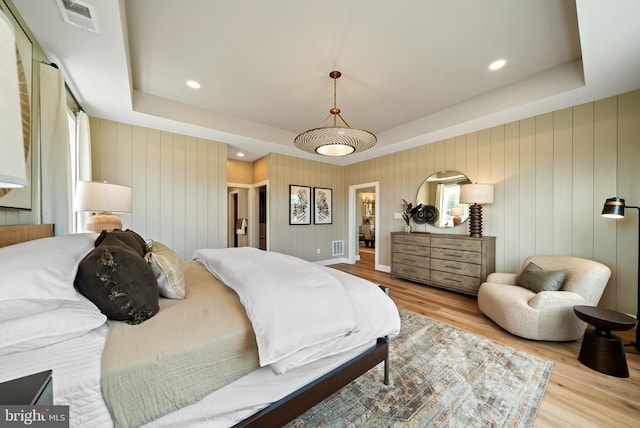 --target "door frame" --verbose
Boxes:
[348,181,379,269]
